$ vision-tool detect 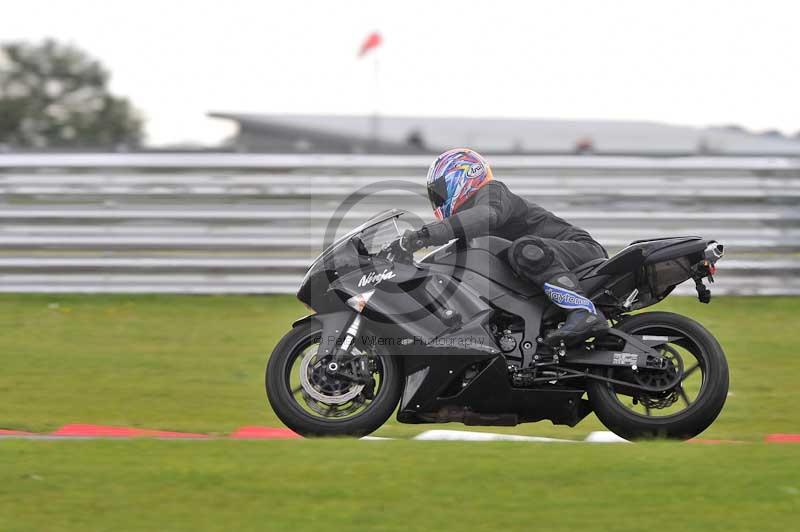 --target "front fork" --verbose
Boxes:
[327,314,362,371]
[321,313,374,387]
